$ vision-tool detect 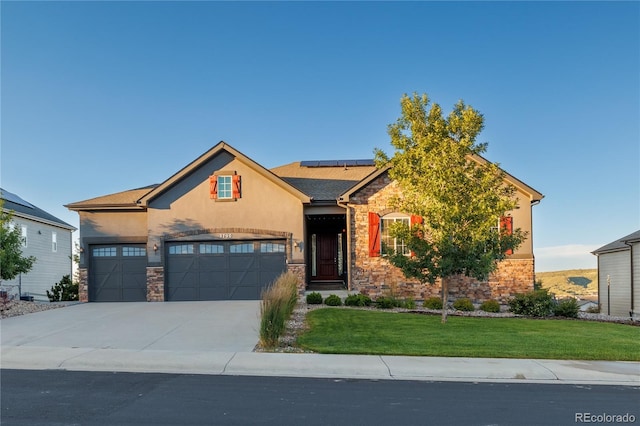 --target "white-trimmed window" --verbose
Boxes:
[380,214,410,256]
[217,175,233,199]
[21,225,28,248]
[52,232,57,252]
